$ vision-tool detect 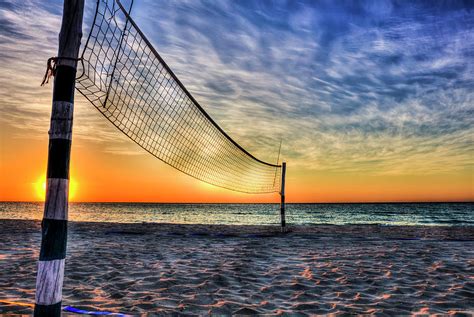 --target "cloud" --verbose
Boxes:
[1,0,473,177]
